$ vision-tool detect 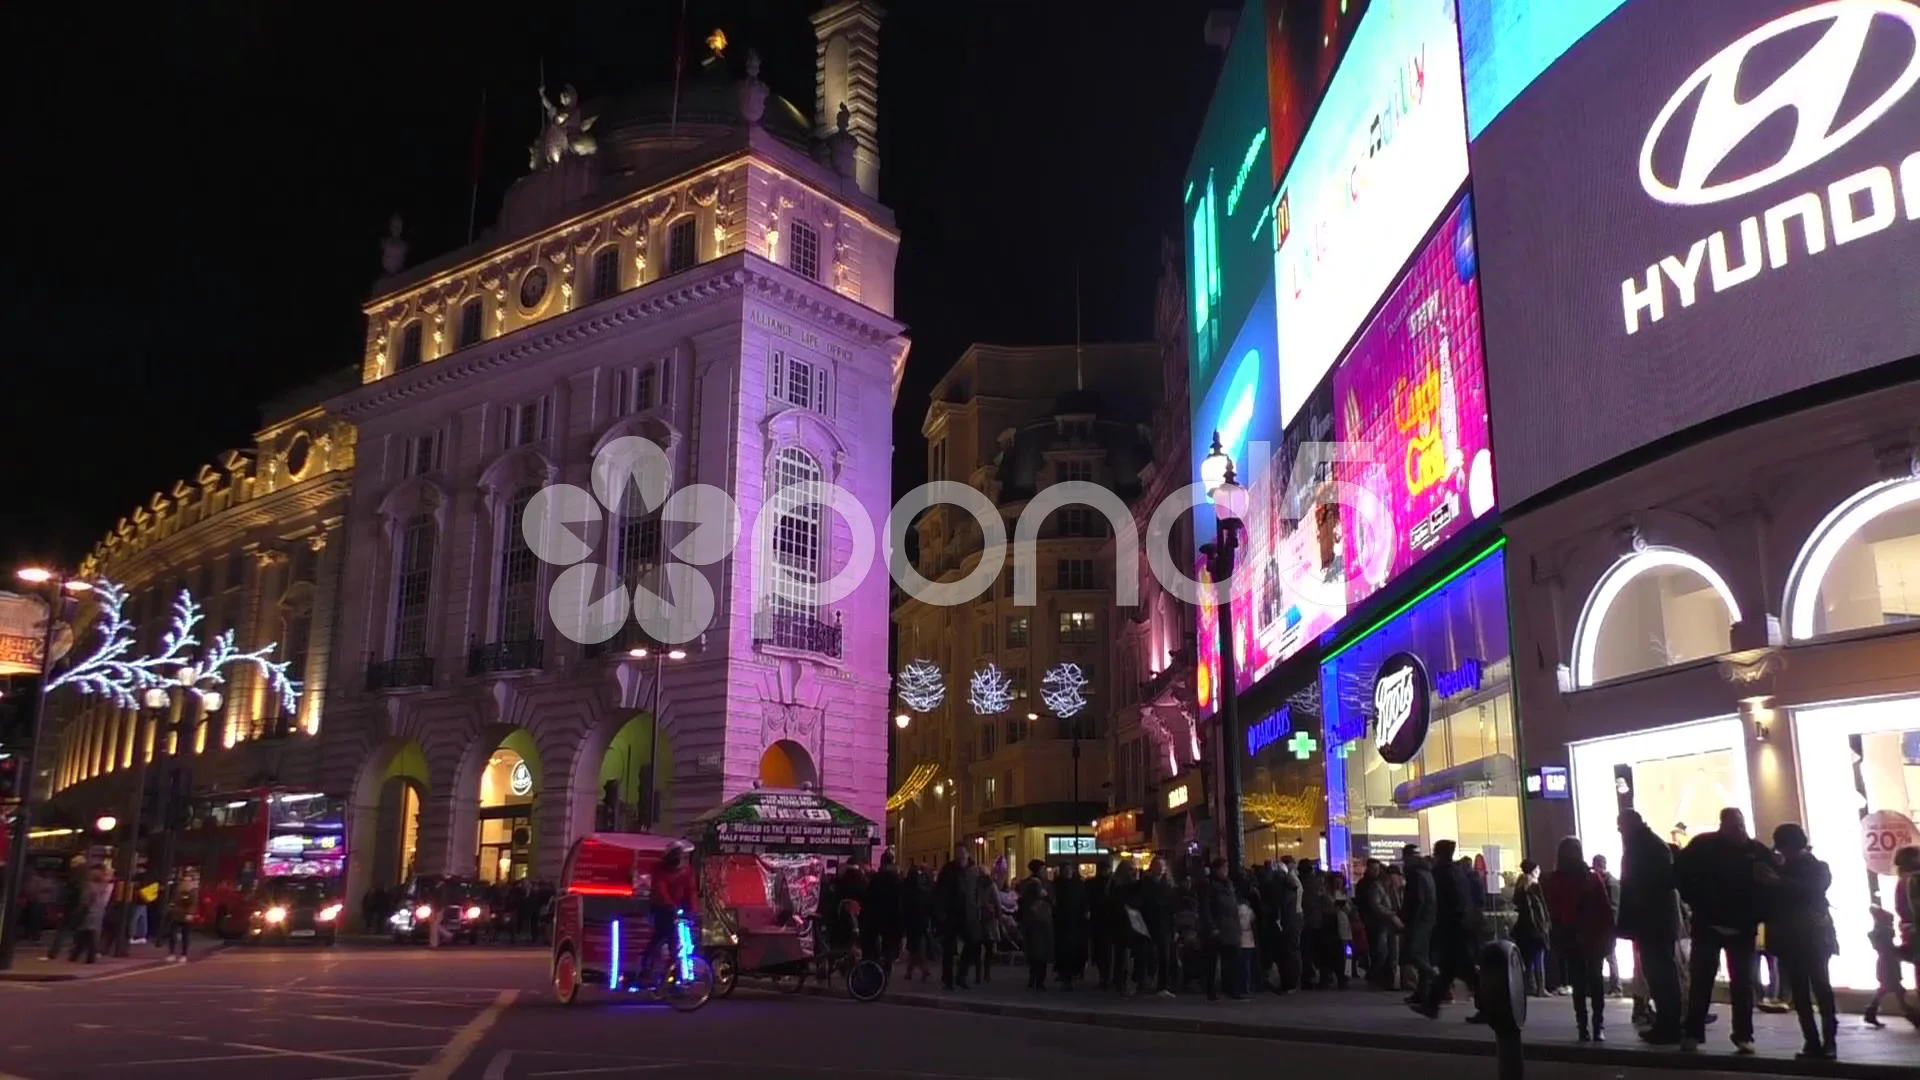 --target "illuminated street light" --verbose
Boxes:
[14,568,52,585]
[894,713,910,729]
[95,815,118,833]
[667,648,688,660]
